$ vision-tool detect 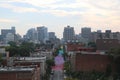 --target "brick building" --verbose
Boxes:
[96,39,120,51]
[0,66,40,80]
[66,43,95,53]
[70,52,113,72]
[13,57,46,76]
